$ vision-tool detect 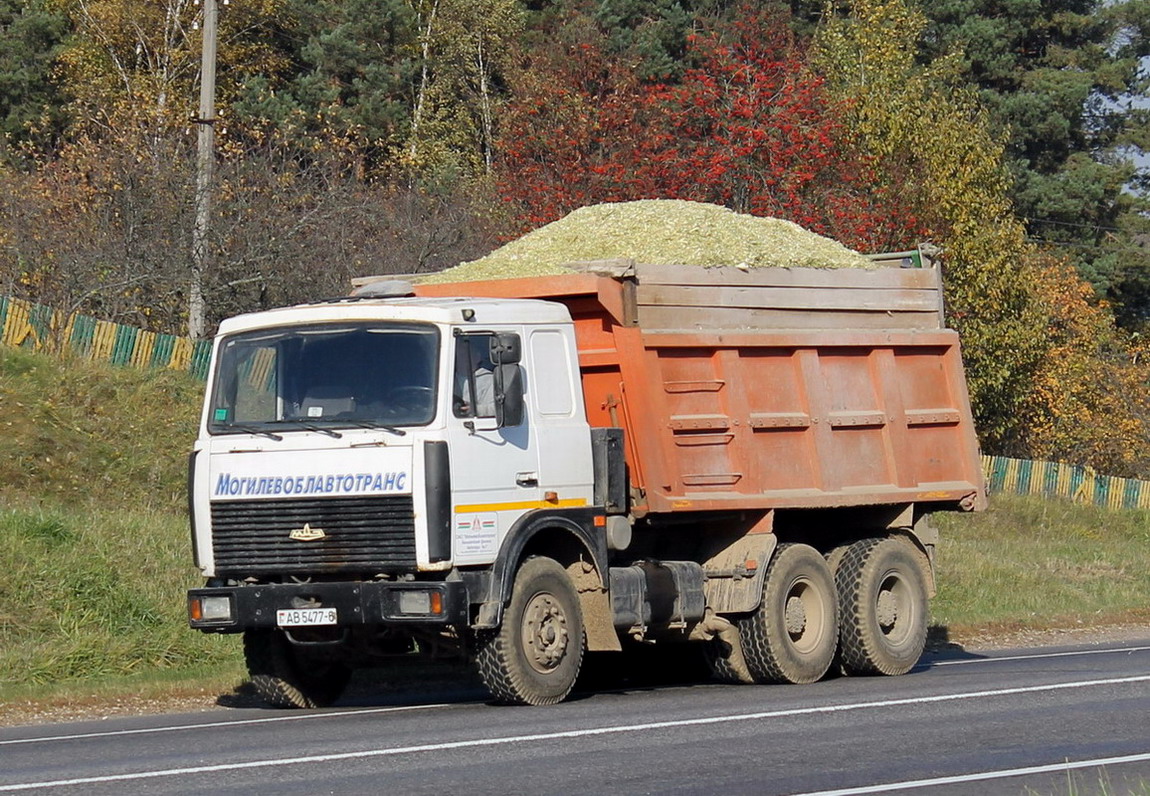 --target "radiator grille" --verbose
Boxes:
[210,495,416,575]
